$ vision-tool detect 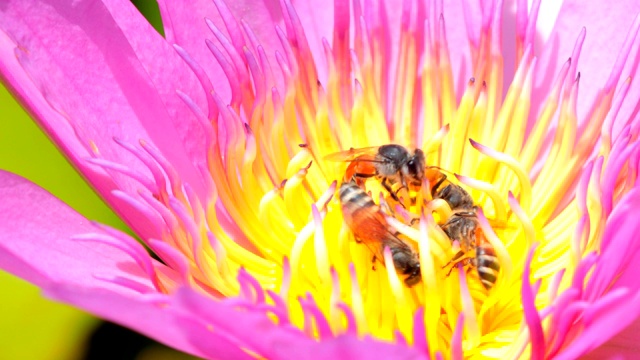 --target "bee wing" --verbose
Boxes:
[351,210,412,266]
[324,146,382,162]
[359,232,415,269]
